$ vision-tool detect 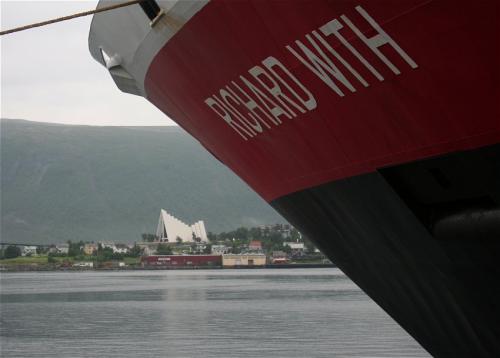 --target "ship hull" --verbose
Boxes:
[144,0,499,202]
[272,143,500,357]
[89,0,500,356]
